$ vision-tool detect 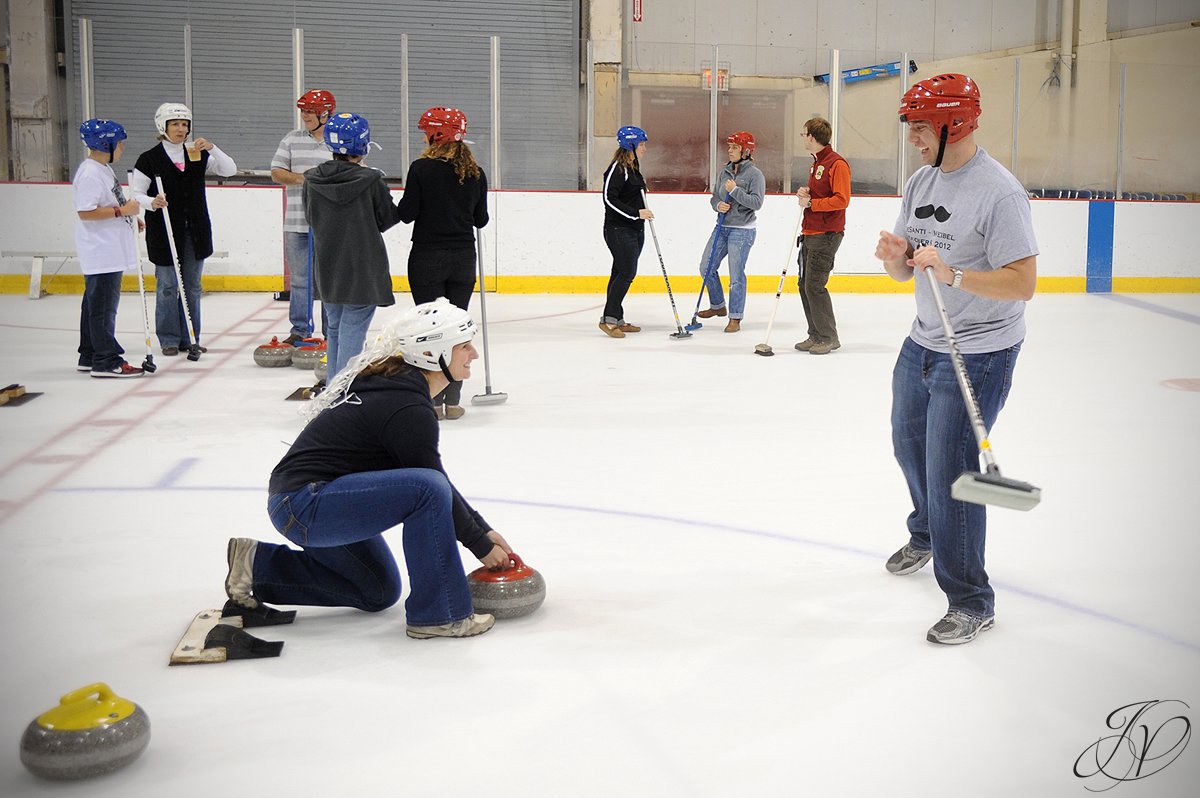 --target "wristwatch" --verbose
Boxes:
[950,268,964,289]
